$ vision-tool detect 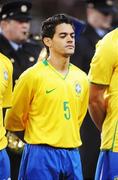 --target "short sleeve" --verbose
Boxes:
[88,33,117,85]
[0,55,13,108]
